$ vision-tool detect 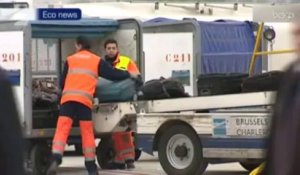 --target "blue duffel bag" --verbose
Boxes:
[95,78,138,103]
